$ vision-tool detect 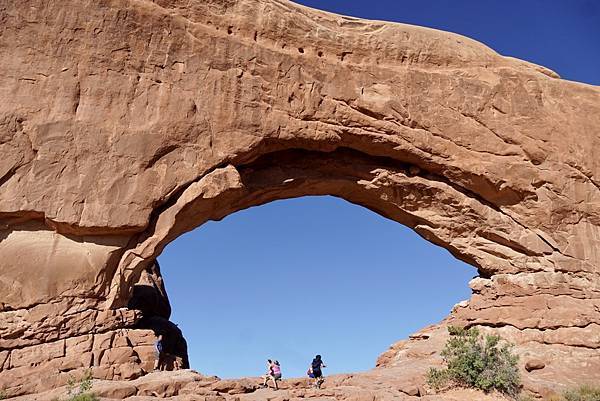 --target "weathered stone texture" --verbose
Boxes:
[1,0,599,397]
[0,328,155,397]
